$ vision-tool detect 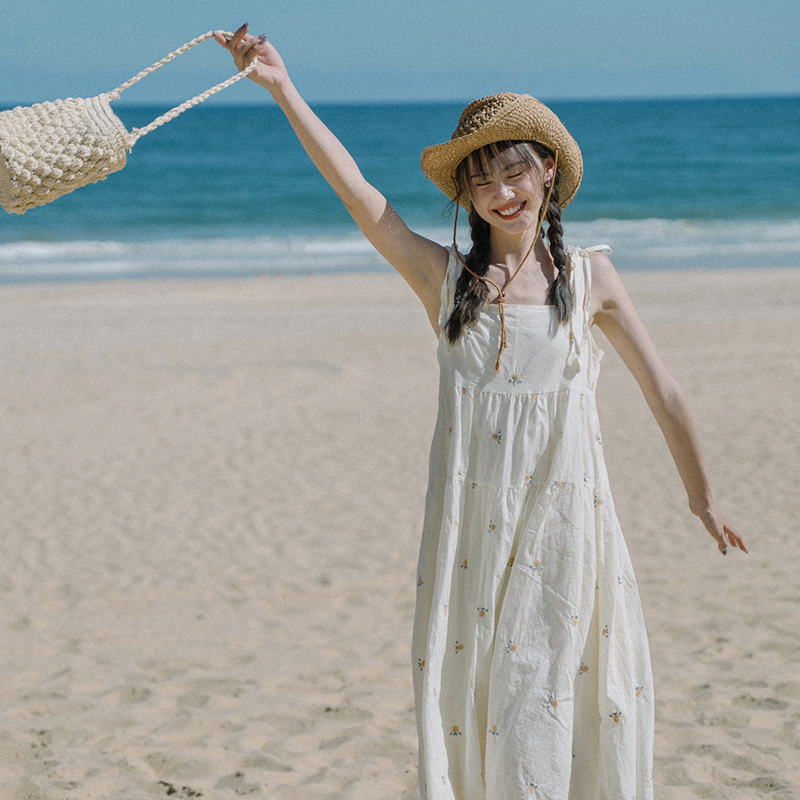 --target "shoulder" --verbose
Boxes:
[565,246,621,315]
[584,249,634,325]
[587,249,618,294]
